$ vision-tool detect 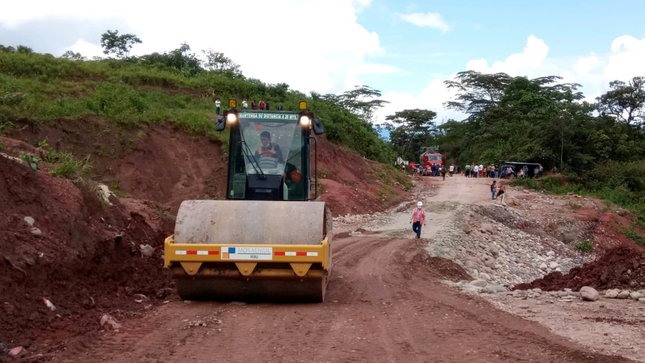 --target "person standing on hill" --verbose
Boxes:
[409,202,426,239]
[266,100,270,110]
[259,100,266,110]
[242,99,248,109]
[491,180,497,200]
[215,98,221,115]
